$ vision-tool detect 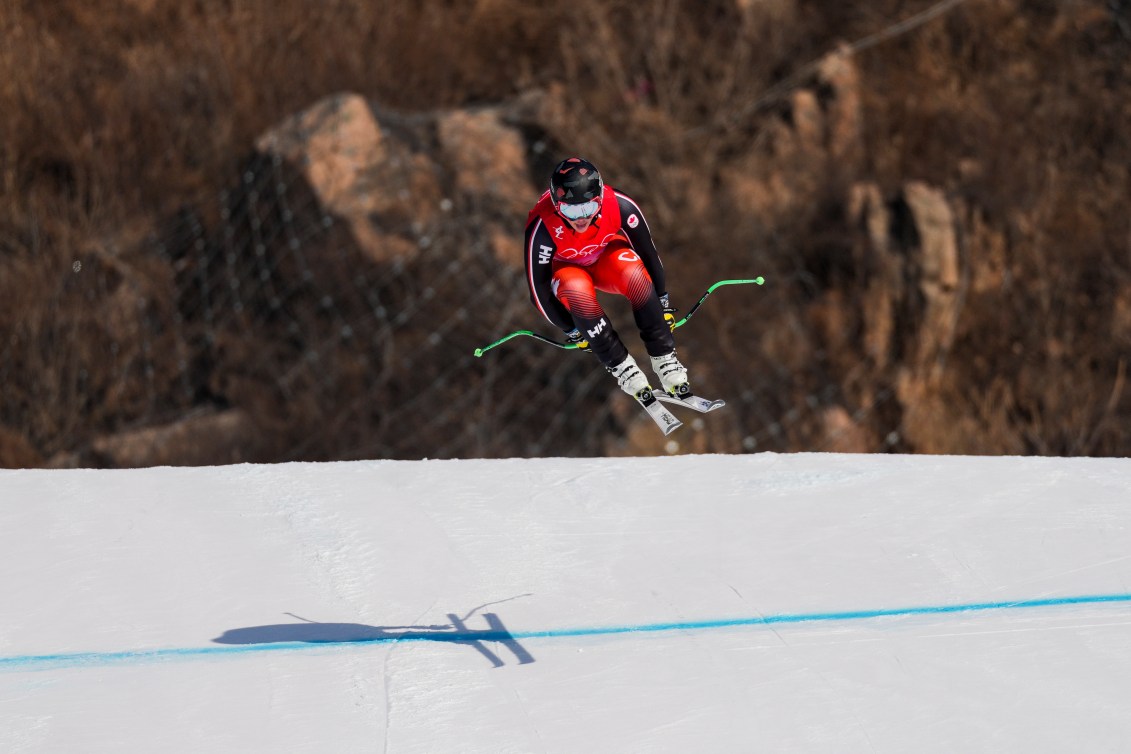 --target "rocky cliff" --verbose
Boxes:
[2,0,1128,464]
